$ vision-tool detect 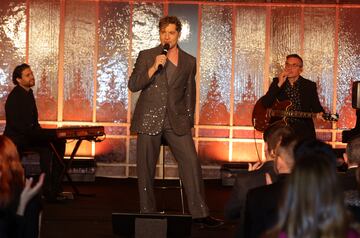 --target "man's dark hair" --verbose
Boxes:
[263,124,295,158]
[159,16,182,33]
[294,139,337,168]
[286,54,303,67]
[263,123,291,143]
[12,63,30,85]
[346,136,360,165]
